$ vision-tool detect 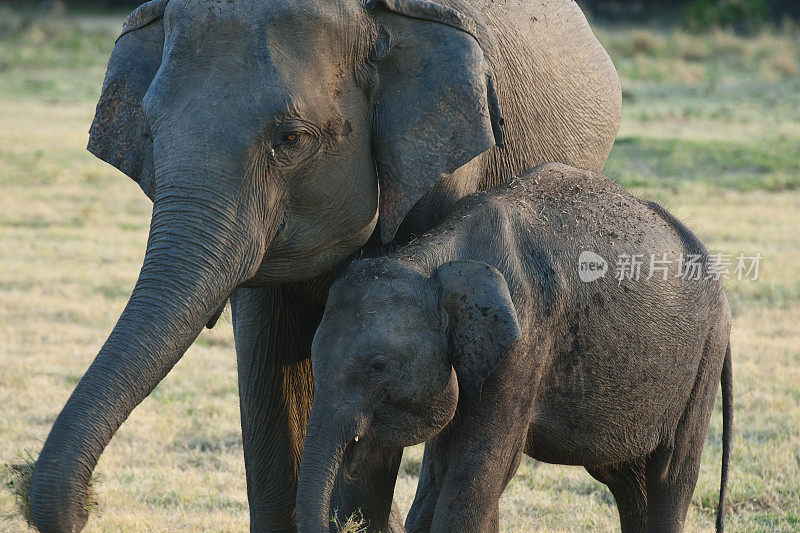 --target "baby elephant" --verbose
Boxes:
[296,163,733,533]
